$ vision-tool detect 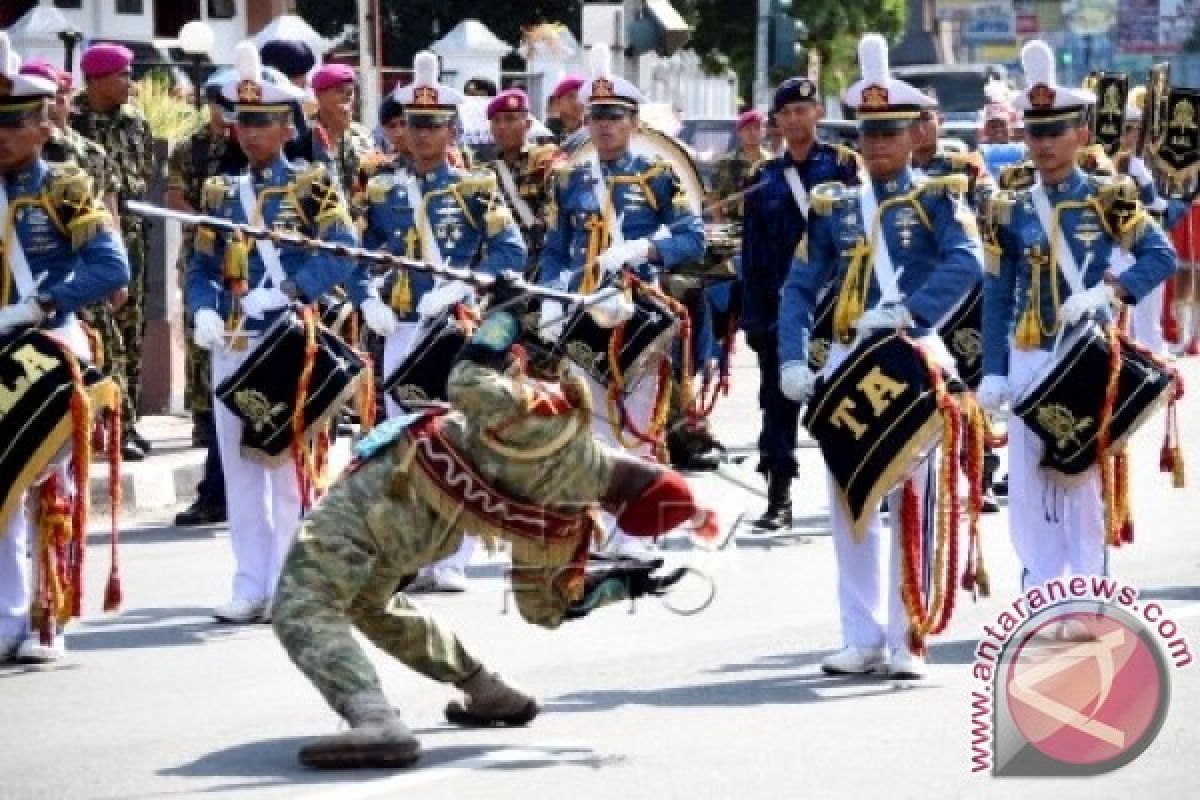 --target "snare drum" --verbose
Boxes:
[215,311,367,463]
[802,330,960,539]
[555,284,679,389]
[381,313,472,406]
[1012,322,1175,480]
